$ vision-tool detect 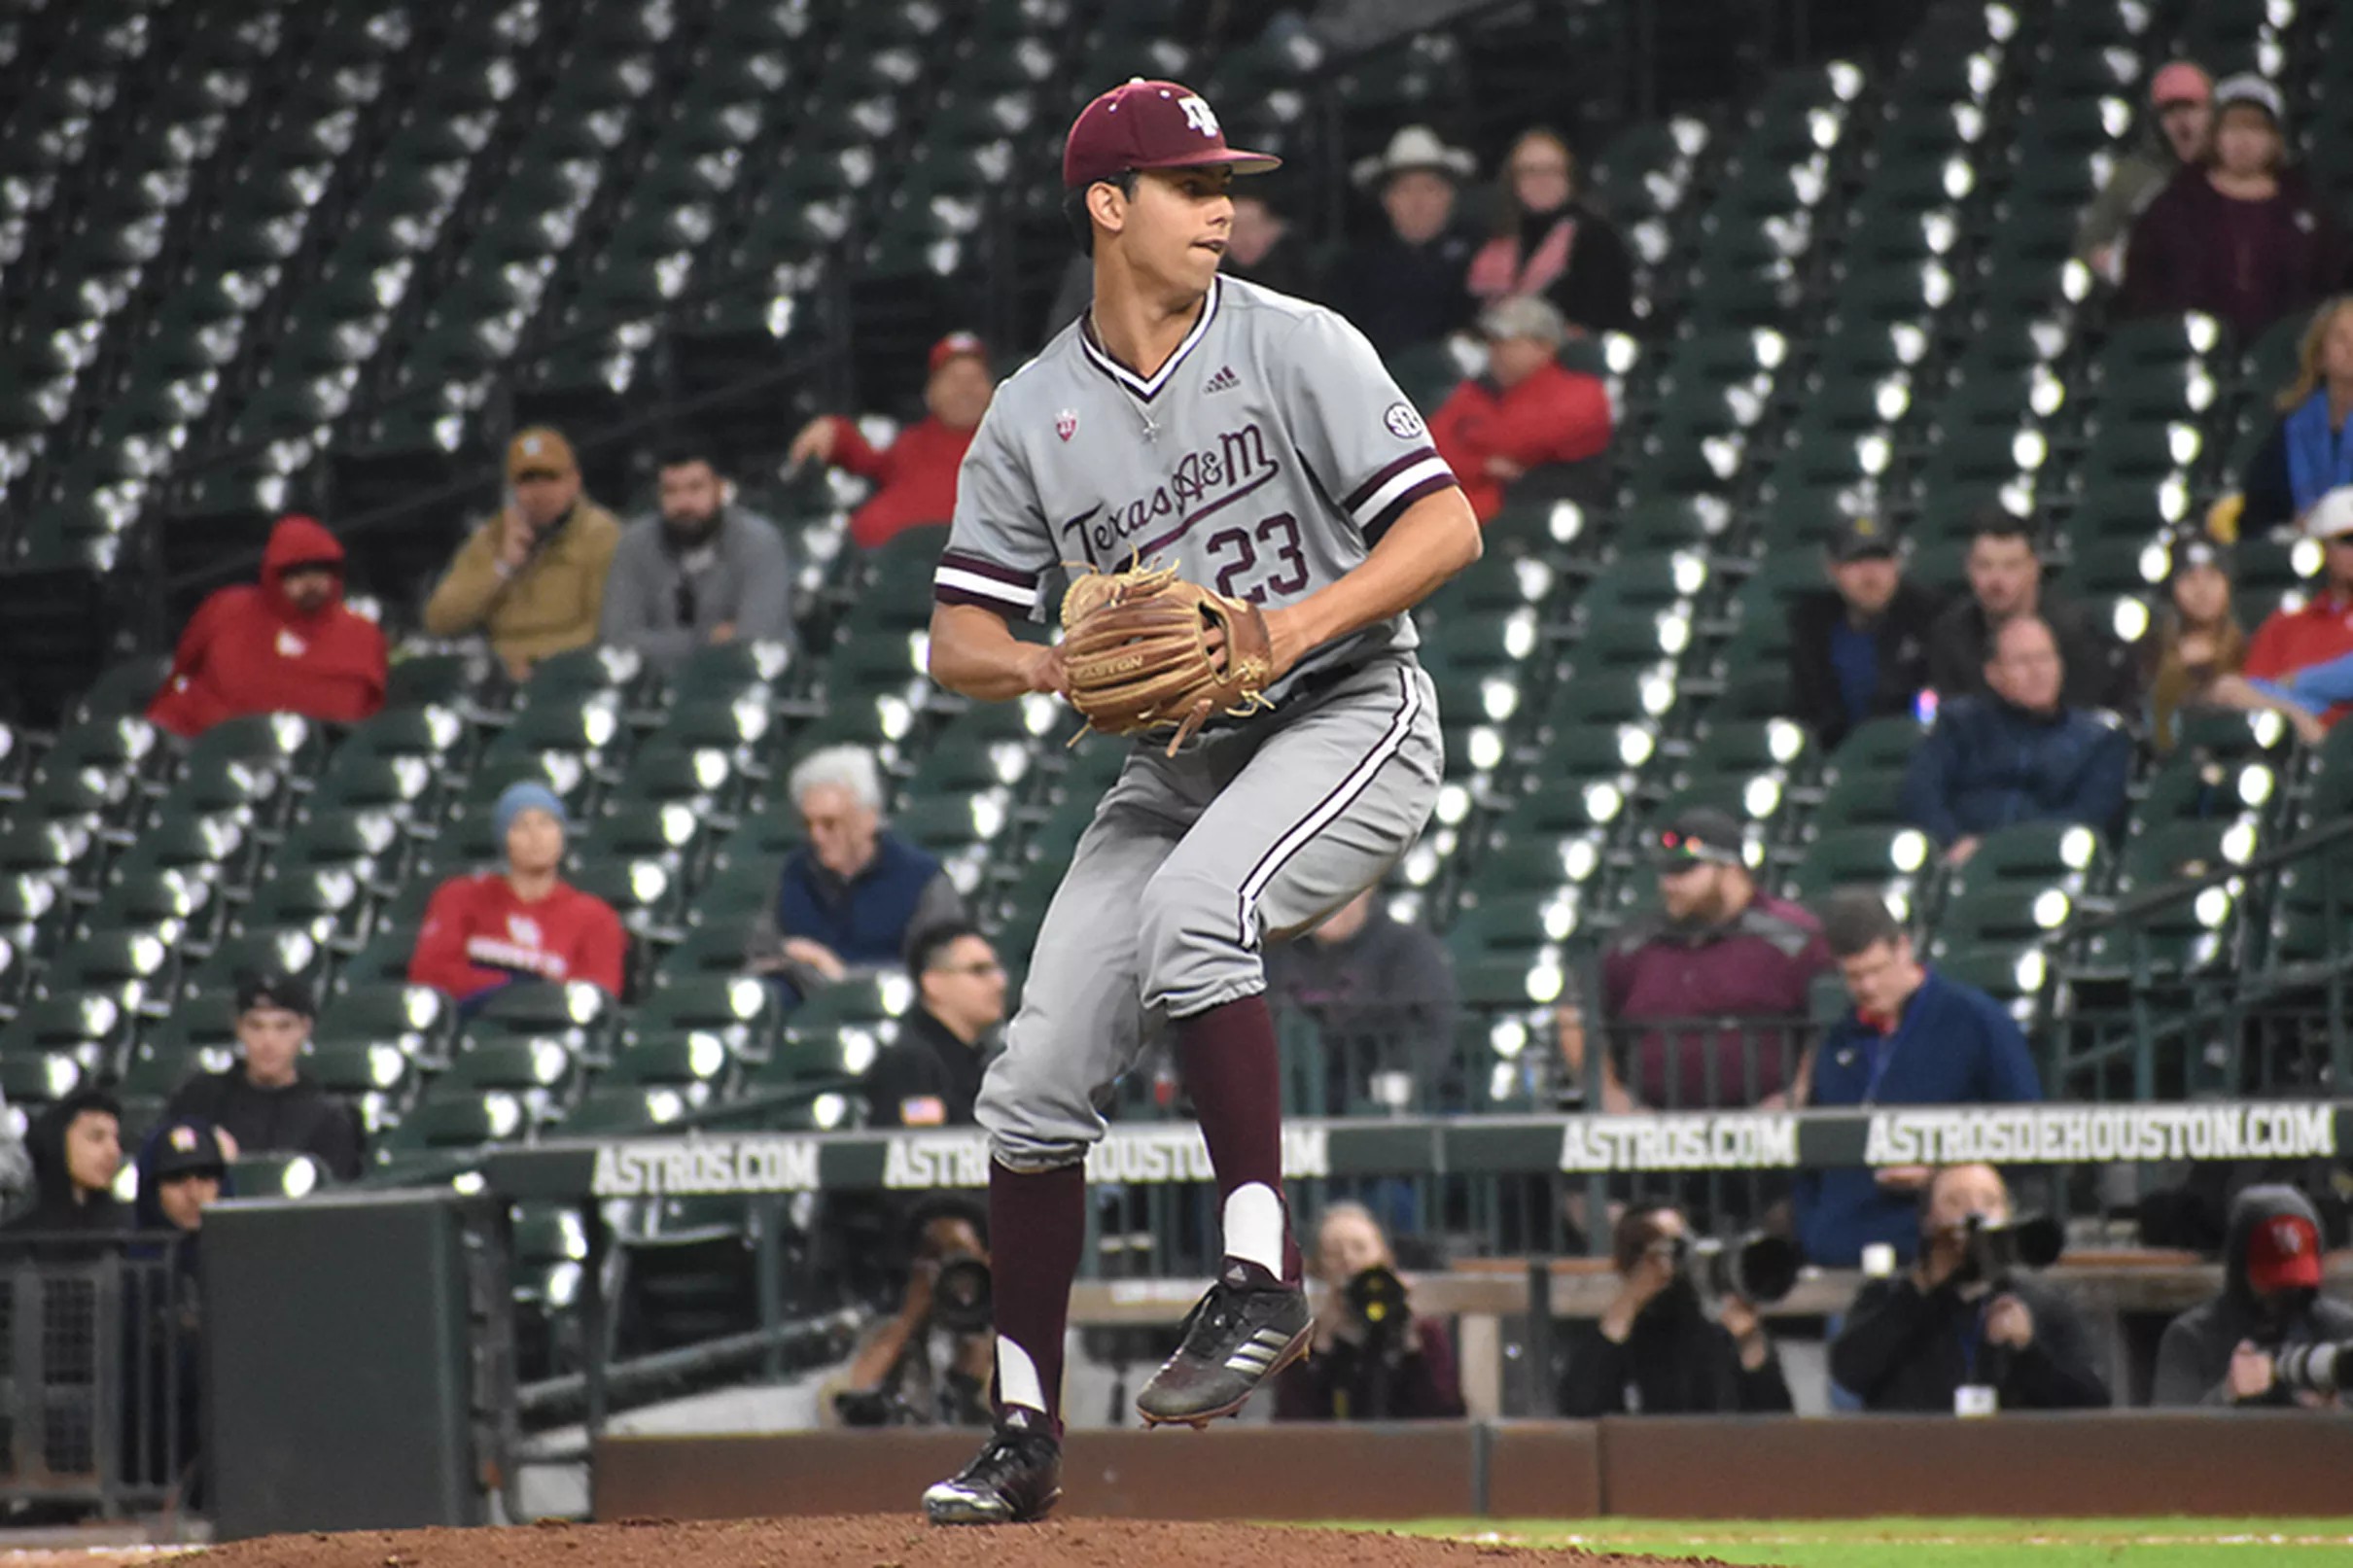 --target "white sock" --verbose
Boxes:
[995,1336,1046,1416]
[1221,1182,1285,1277]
